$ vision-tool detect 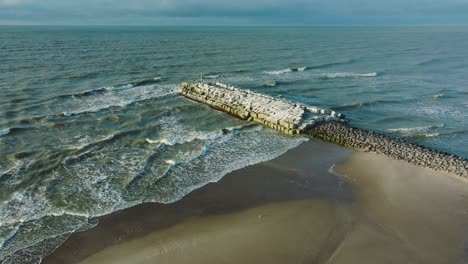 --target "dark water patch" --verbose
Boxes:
[5,98,29,104]
[124,77,163,87]
[415,58,443,66]
[49,71,100,82]
[13,151,37,159]
[372,116,414,124]
[308,58,357,69]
